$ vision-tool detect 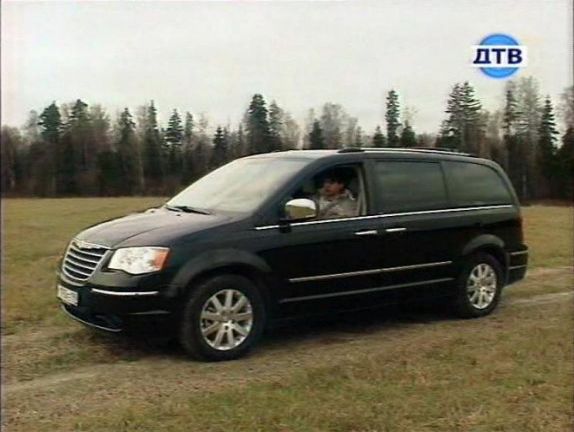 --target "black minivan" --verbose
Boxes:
[57,148,529,361]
